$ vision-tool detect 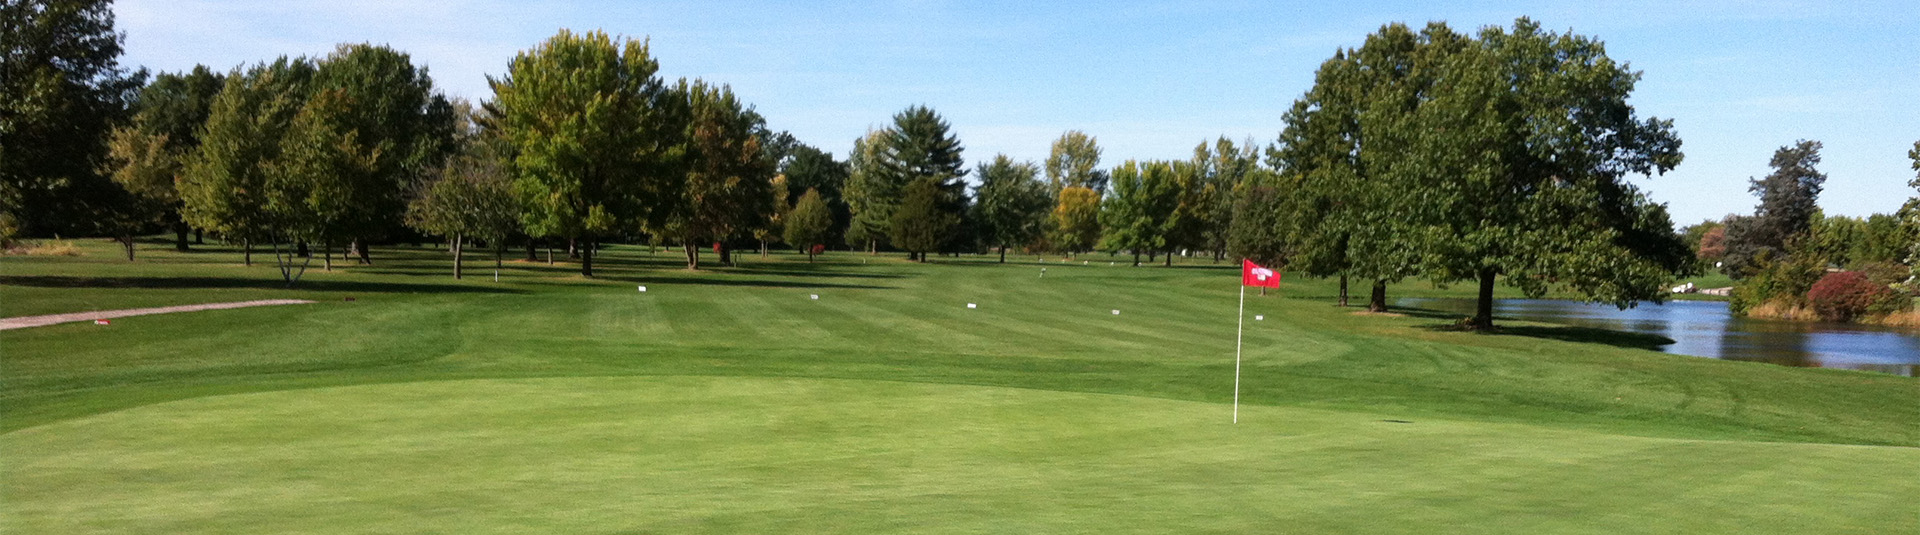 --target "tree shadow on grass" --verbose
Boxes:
[1414,321,1676,351]
[0,275,521,295]
[721,267,906,279]
[590,274,898,290]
